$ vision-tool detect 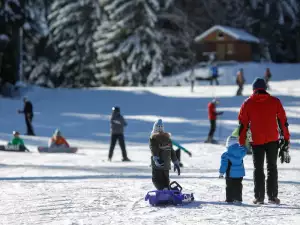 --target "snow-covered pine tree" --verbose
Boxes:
[249,0,299,26]
[23,0,54,87]
[48,0,99,87]
[157,0,197,76]
[247,0,299,62]
[94,0,163,86]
